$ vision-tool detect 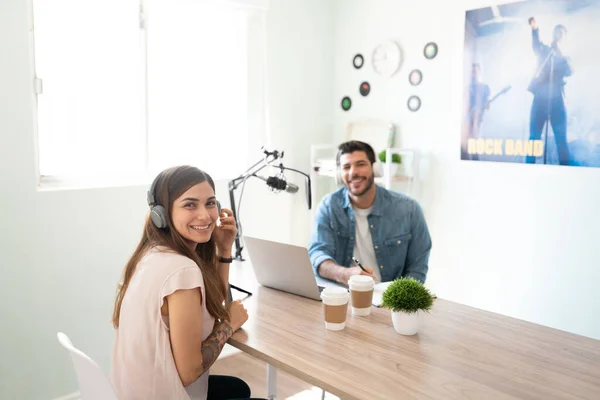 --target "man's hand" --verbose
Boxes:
[342,266,376,285]
[317,260,377,286]
[529,17,538,30]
